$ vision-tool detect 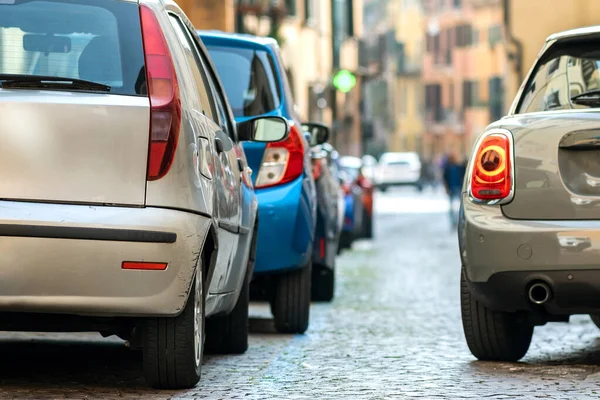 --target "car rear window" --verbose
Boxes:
[205,45,281,117]
[0,0,146,96]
